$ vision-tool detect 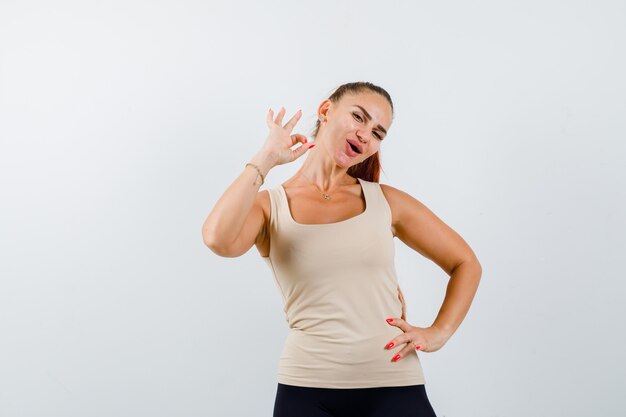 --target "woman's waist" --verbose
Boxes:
[285,302,402,334]
[277,330,425,387]
[283,327,406,360]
